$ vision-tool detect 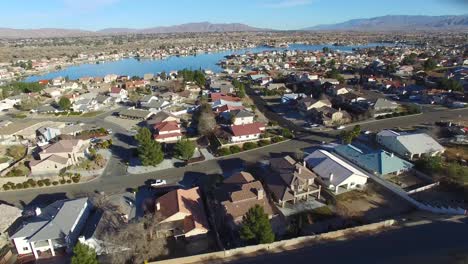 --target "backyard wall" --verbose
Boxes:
[151,219,396,264]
